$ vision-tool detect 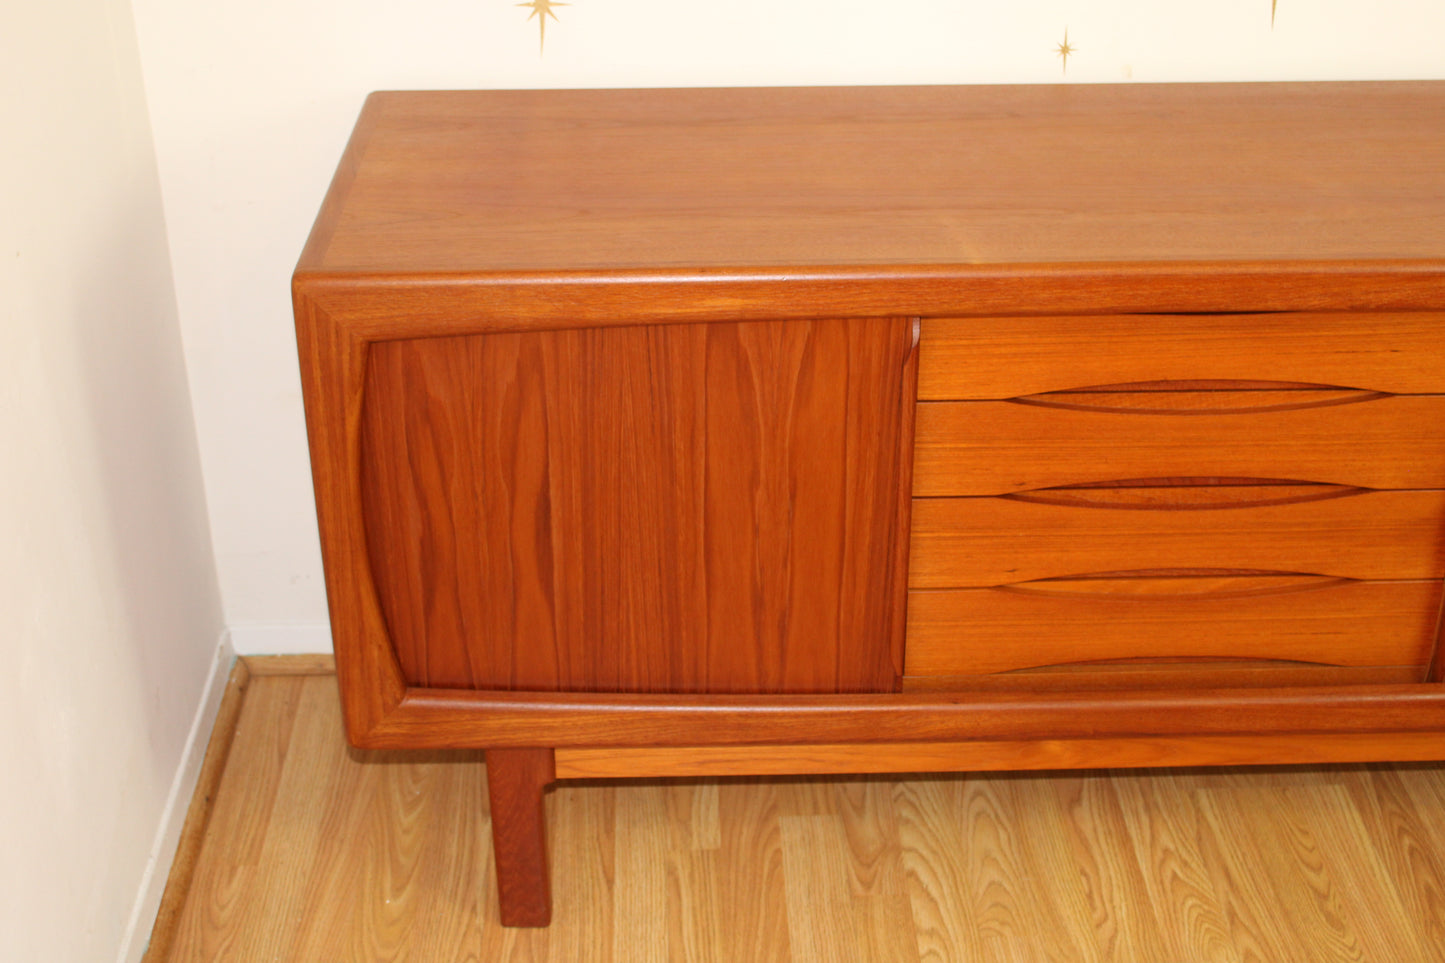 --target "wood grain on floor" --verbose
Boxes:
[154,669,1445,962]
